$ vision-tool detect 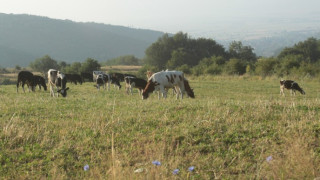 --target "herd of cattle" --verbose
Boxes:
[15,69,306,99]
[16,69,195,99]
